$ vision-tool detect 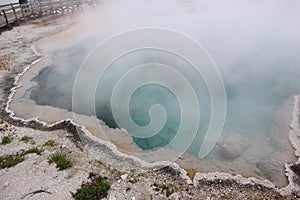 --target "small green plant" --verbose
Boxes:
[71,175,110,200]
[166,187,174,198]
[0,154,25,169]
[0,147,43,169]
[48,153,71,170]
[19,136,33,143]
[152,183,175,197]
[24,147,43,155]
[30,140,36,145]
[1,136,12,145]
[43,140,58,147]
[96,160,105,166]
